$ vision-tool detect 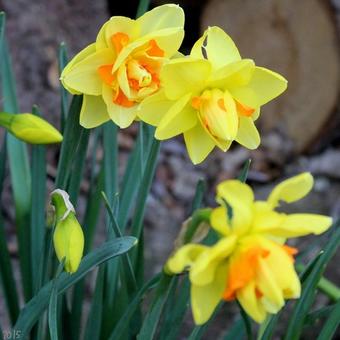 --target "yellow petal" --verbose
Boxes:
[146,27,184,58]
[204,26,241,69]
[272,214,332,238]
[252,202,286,234]
[61,49,115,96]
[96,16,138,50]
[196,113,233,152]
[137,4,184,36]
[61,43,96,94]
[209,59,255,90]
[190,34,205,59]
[262,239,301,299]
[268,172,314,208]
[237,281,267,323]
[210,206,231,236]
[137,90,174,126]
[166,244,208,274]
[191,262,228,325]
[235,116,260,150]
[230,66,287,108]
[161,58,211,100]
[117,63,131,98]
[190,236,236,286]
[183,123,216,164]
[80,95,110,128]
[256,257,285,313]
[155,94,197,140]
[223,90,239,140]
[216,180,254,235]
[102,85,137,128]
